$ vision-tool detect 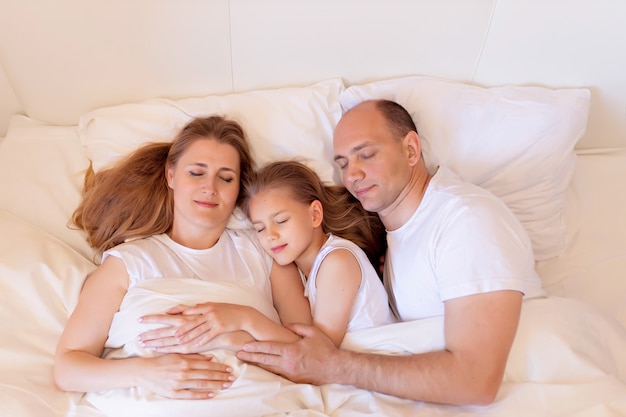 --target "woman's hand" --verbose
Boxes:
[137,353,234,399]
[138,303,254,352]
